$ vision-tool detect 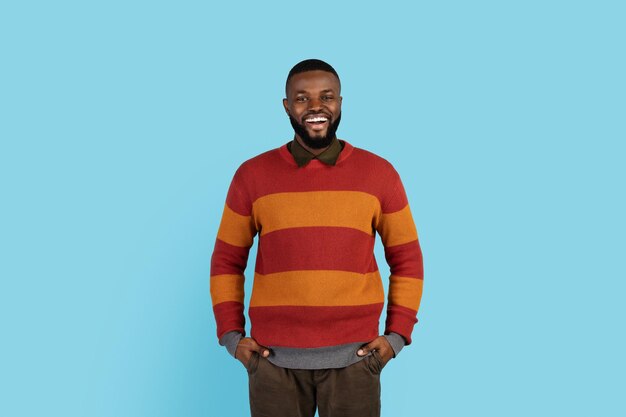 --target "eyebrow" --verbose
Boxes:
[295,89,336,94]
